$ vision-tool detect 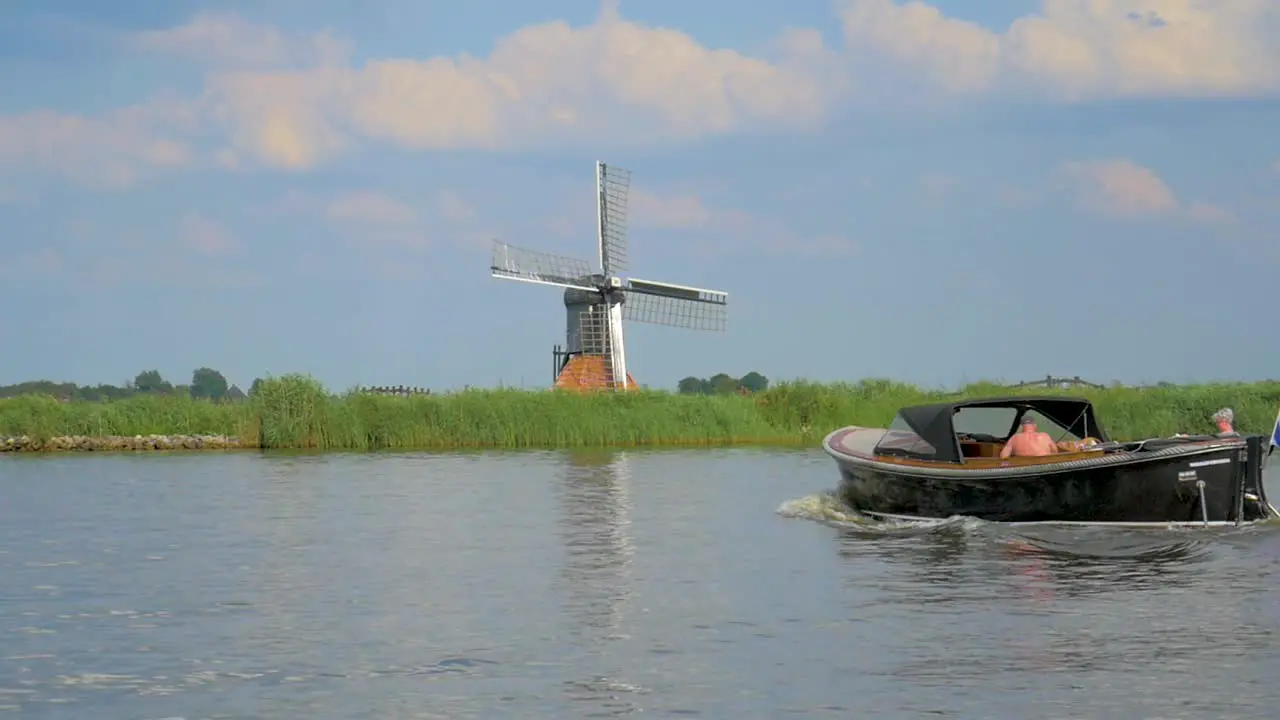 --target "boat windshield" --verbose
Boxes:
[873,413,937,459]
[1020,408,1082,441]
[952,406,1017,440]
[952,405,1082,442]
